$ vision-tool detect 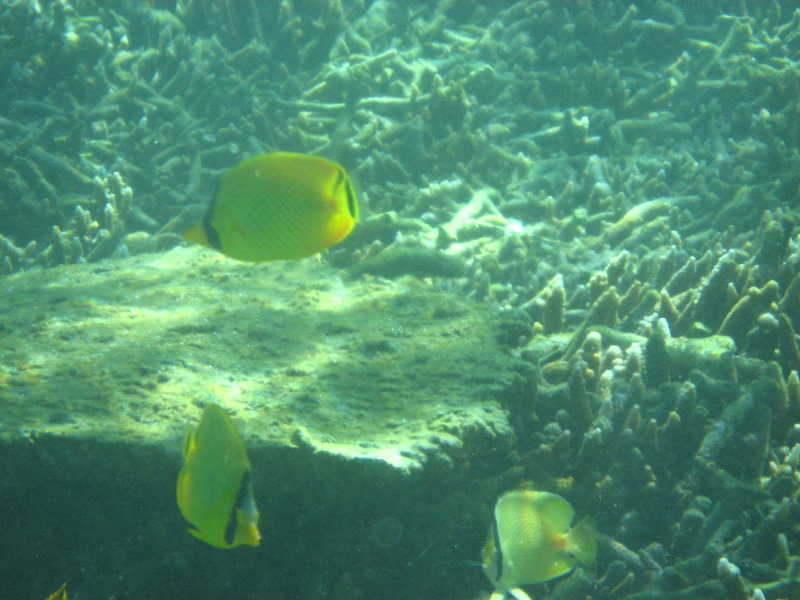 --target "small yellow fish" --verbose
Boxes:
[183,152,359,261]
[482,490,597,600]
[176,404,261,548]
[43,583,67,600]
